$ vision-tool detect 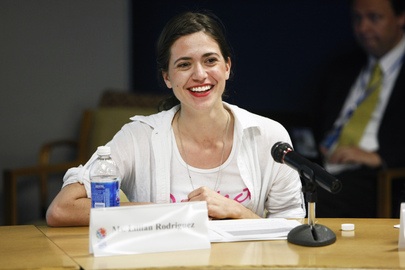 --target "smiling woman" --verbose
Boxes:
[46,11,306,227]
